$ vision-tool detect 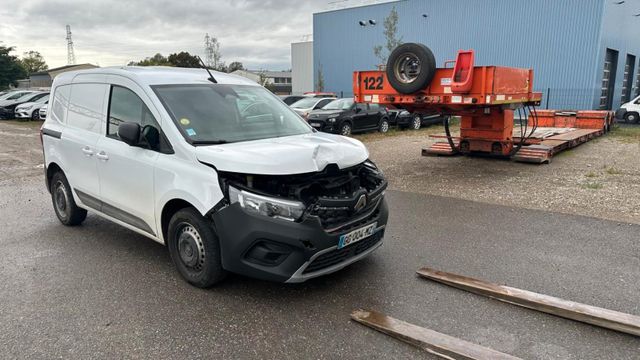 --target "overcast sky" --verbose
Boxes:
[1,0,388,71]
